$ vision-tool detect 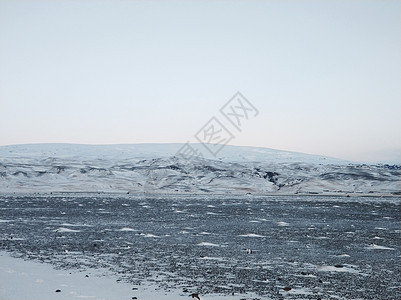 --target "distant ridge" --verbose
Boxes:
[0,143,349,165]
[1,143,400,195]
